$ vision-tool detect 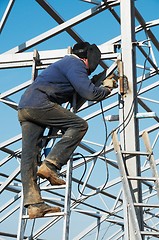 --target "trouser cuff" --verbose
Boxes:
[24,199,44,208]
[45,158,61,170]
